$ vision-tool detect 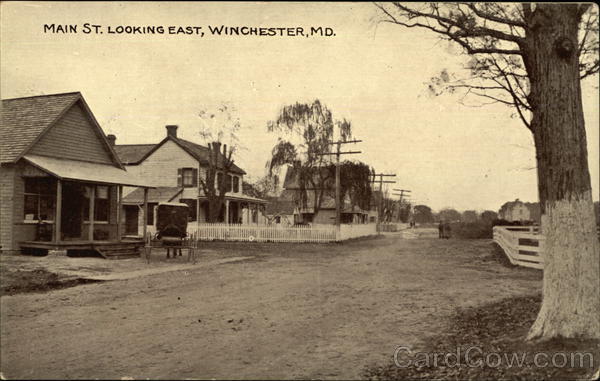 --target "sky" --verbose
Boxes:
[1,1,598,212]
